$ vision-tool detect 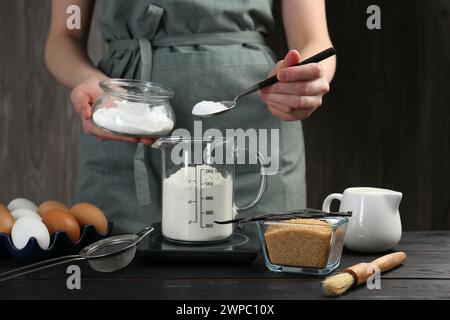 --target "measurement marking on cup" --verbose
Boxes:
[187,172,199,224]
[194,169,198,224]
[200,168,204,228]
[199,168,215,229]
[188,167,224,229]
